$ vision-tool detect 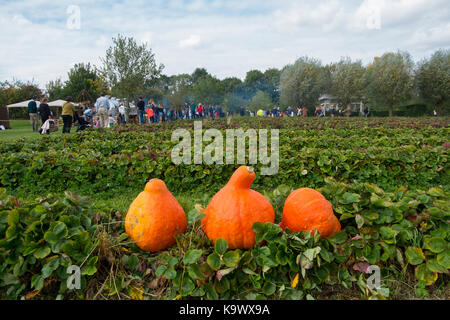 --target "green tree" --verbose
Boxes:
[221,77,242,94]
[331,58,366,109]
[192,75,223,105]
[191,68,209,85]
[167,74,192,109]
[63,63,101,101]
[279,56,326,110]
[100,34,164,101]
[45,79,65,101]
[367,51,414,117]
[415,49,450,115]
[223,93,247,114]
[247,90,272,112]
[263,68,281,104]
